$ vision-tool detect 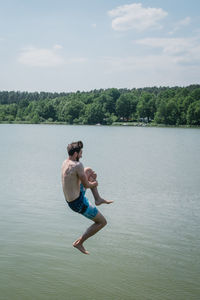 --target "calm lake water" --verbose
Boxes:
[0,124,200,300]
